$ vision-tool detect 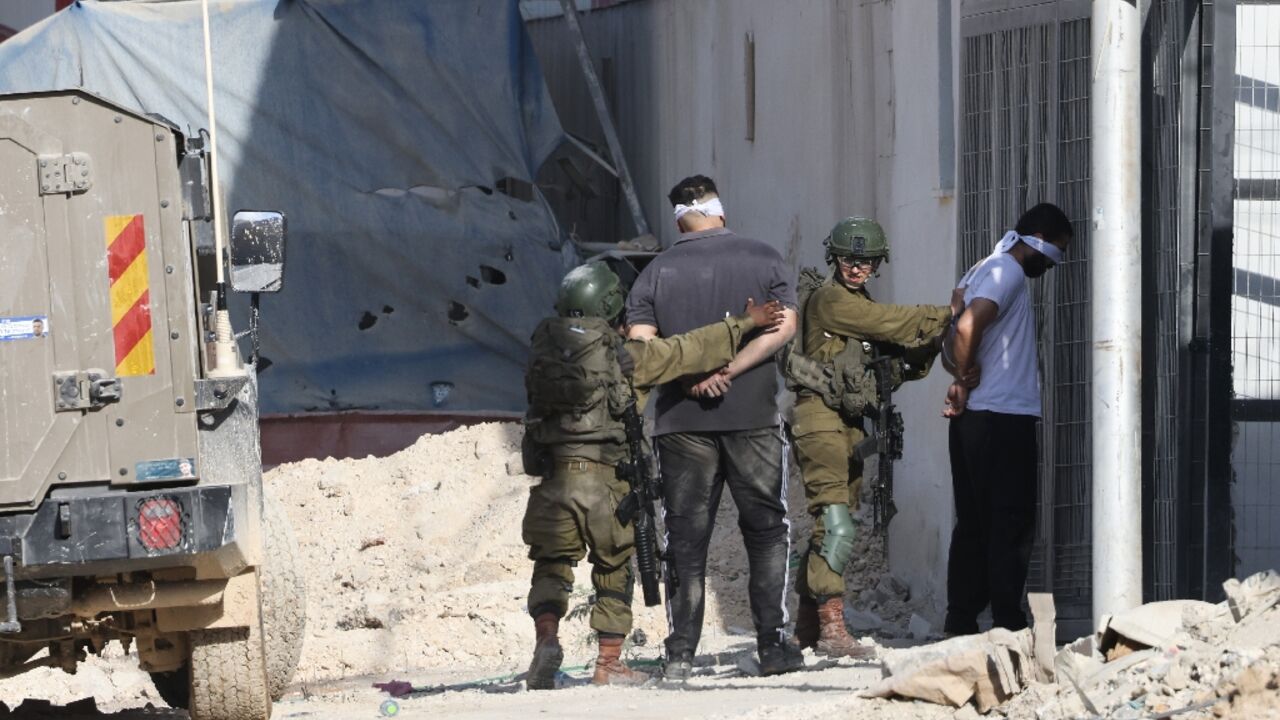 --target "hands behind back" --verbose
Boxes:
[942,381,969,418]
[685,368,732,399]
